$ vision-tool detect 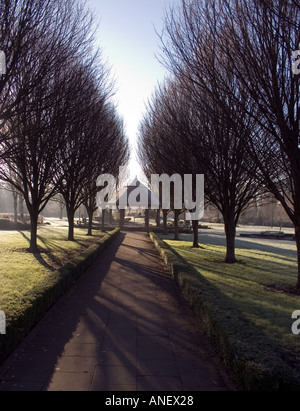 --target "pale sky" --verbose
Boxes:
[87,0,180,182]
